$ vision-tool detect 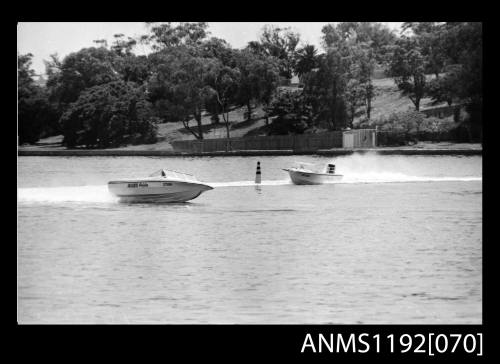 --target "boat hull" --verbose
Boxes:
[284,169,343,185]
[108,180,213,203]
